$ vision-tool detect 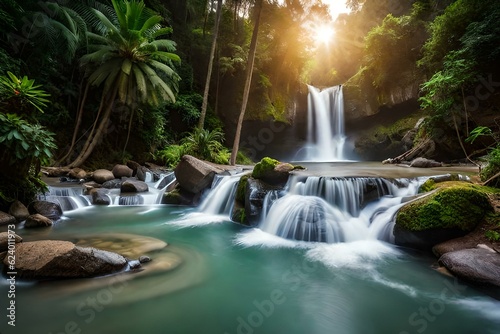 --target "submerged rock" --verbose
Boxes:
[439,246,500,287]
[4,240,128,280]
[91,188,111,205]
[27,200,63,221]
